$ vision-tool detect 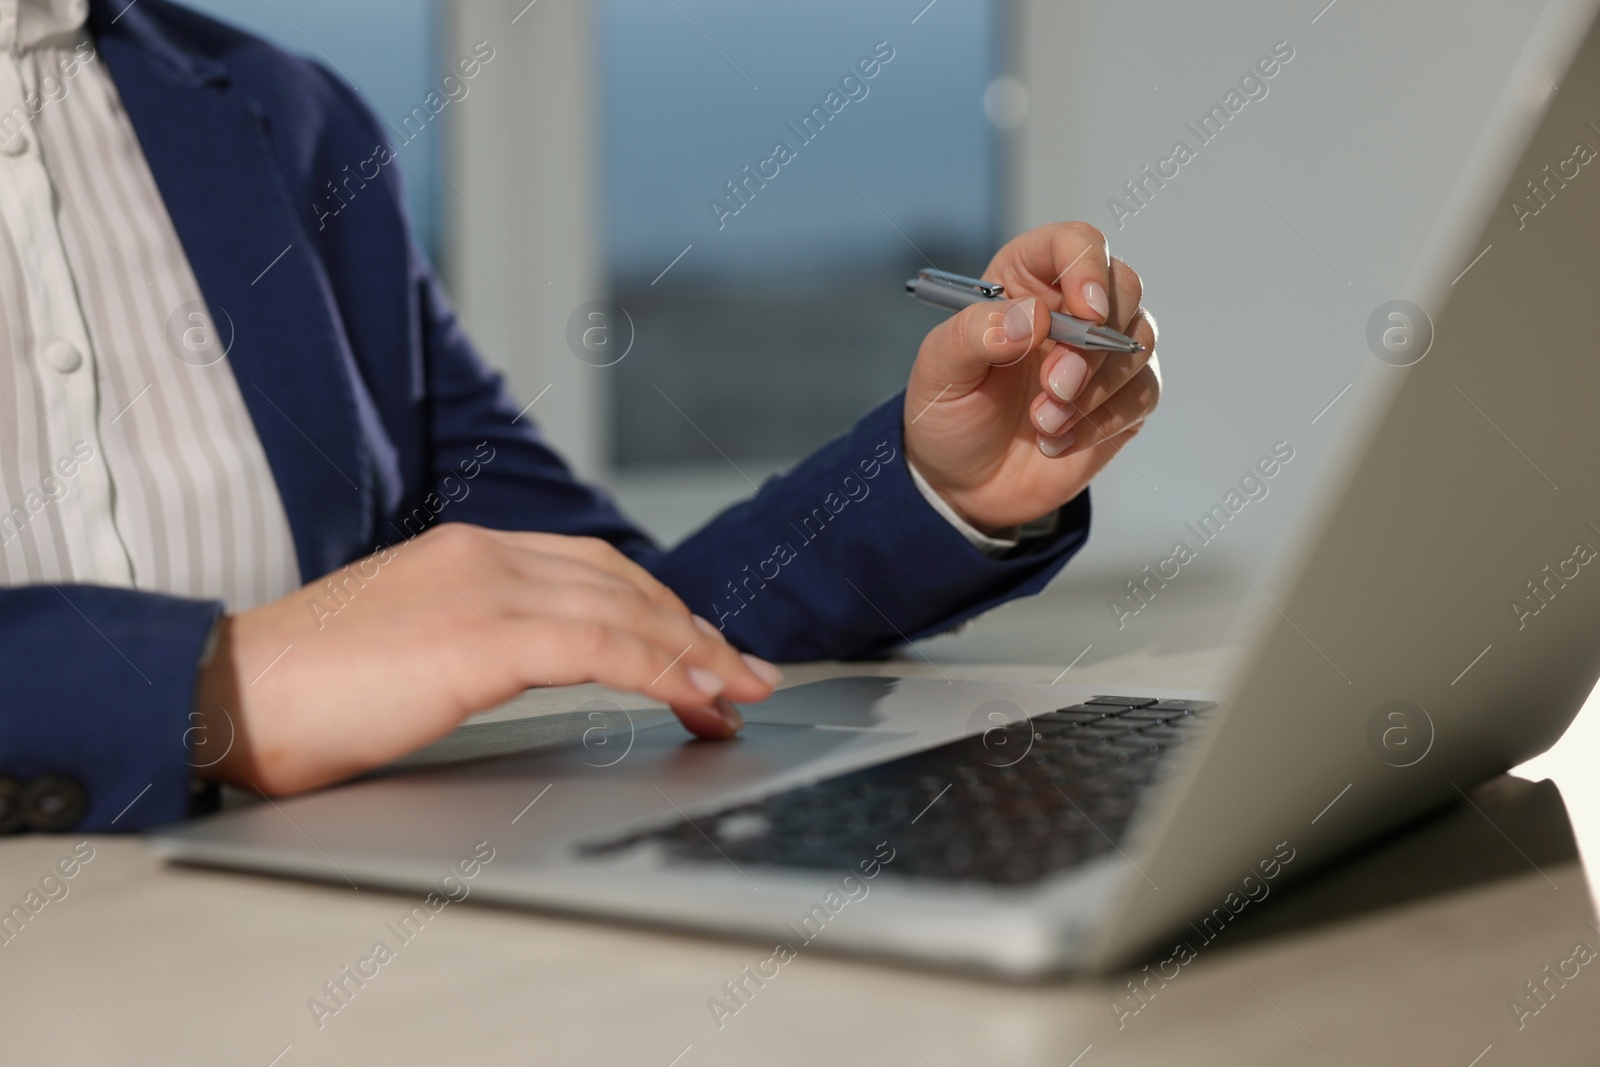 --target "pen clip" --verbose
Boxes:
[916,269,1006,299]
